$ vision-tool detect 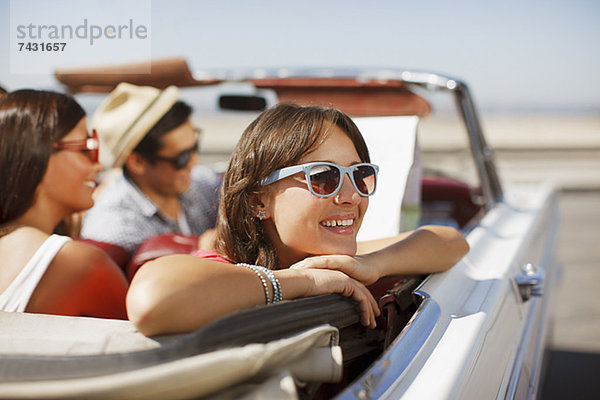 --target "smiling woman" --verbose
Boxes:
[0,90,128,318]
[126,103,469,336]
